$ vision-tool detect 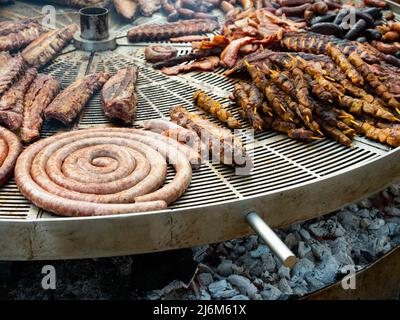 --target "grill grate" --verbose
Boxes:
[0,1,391,220]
